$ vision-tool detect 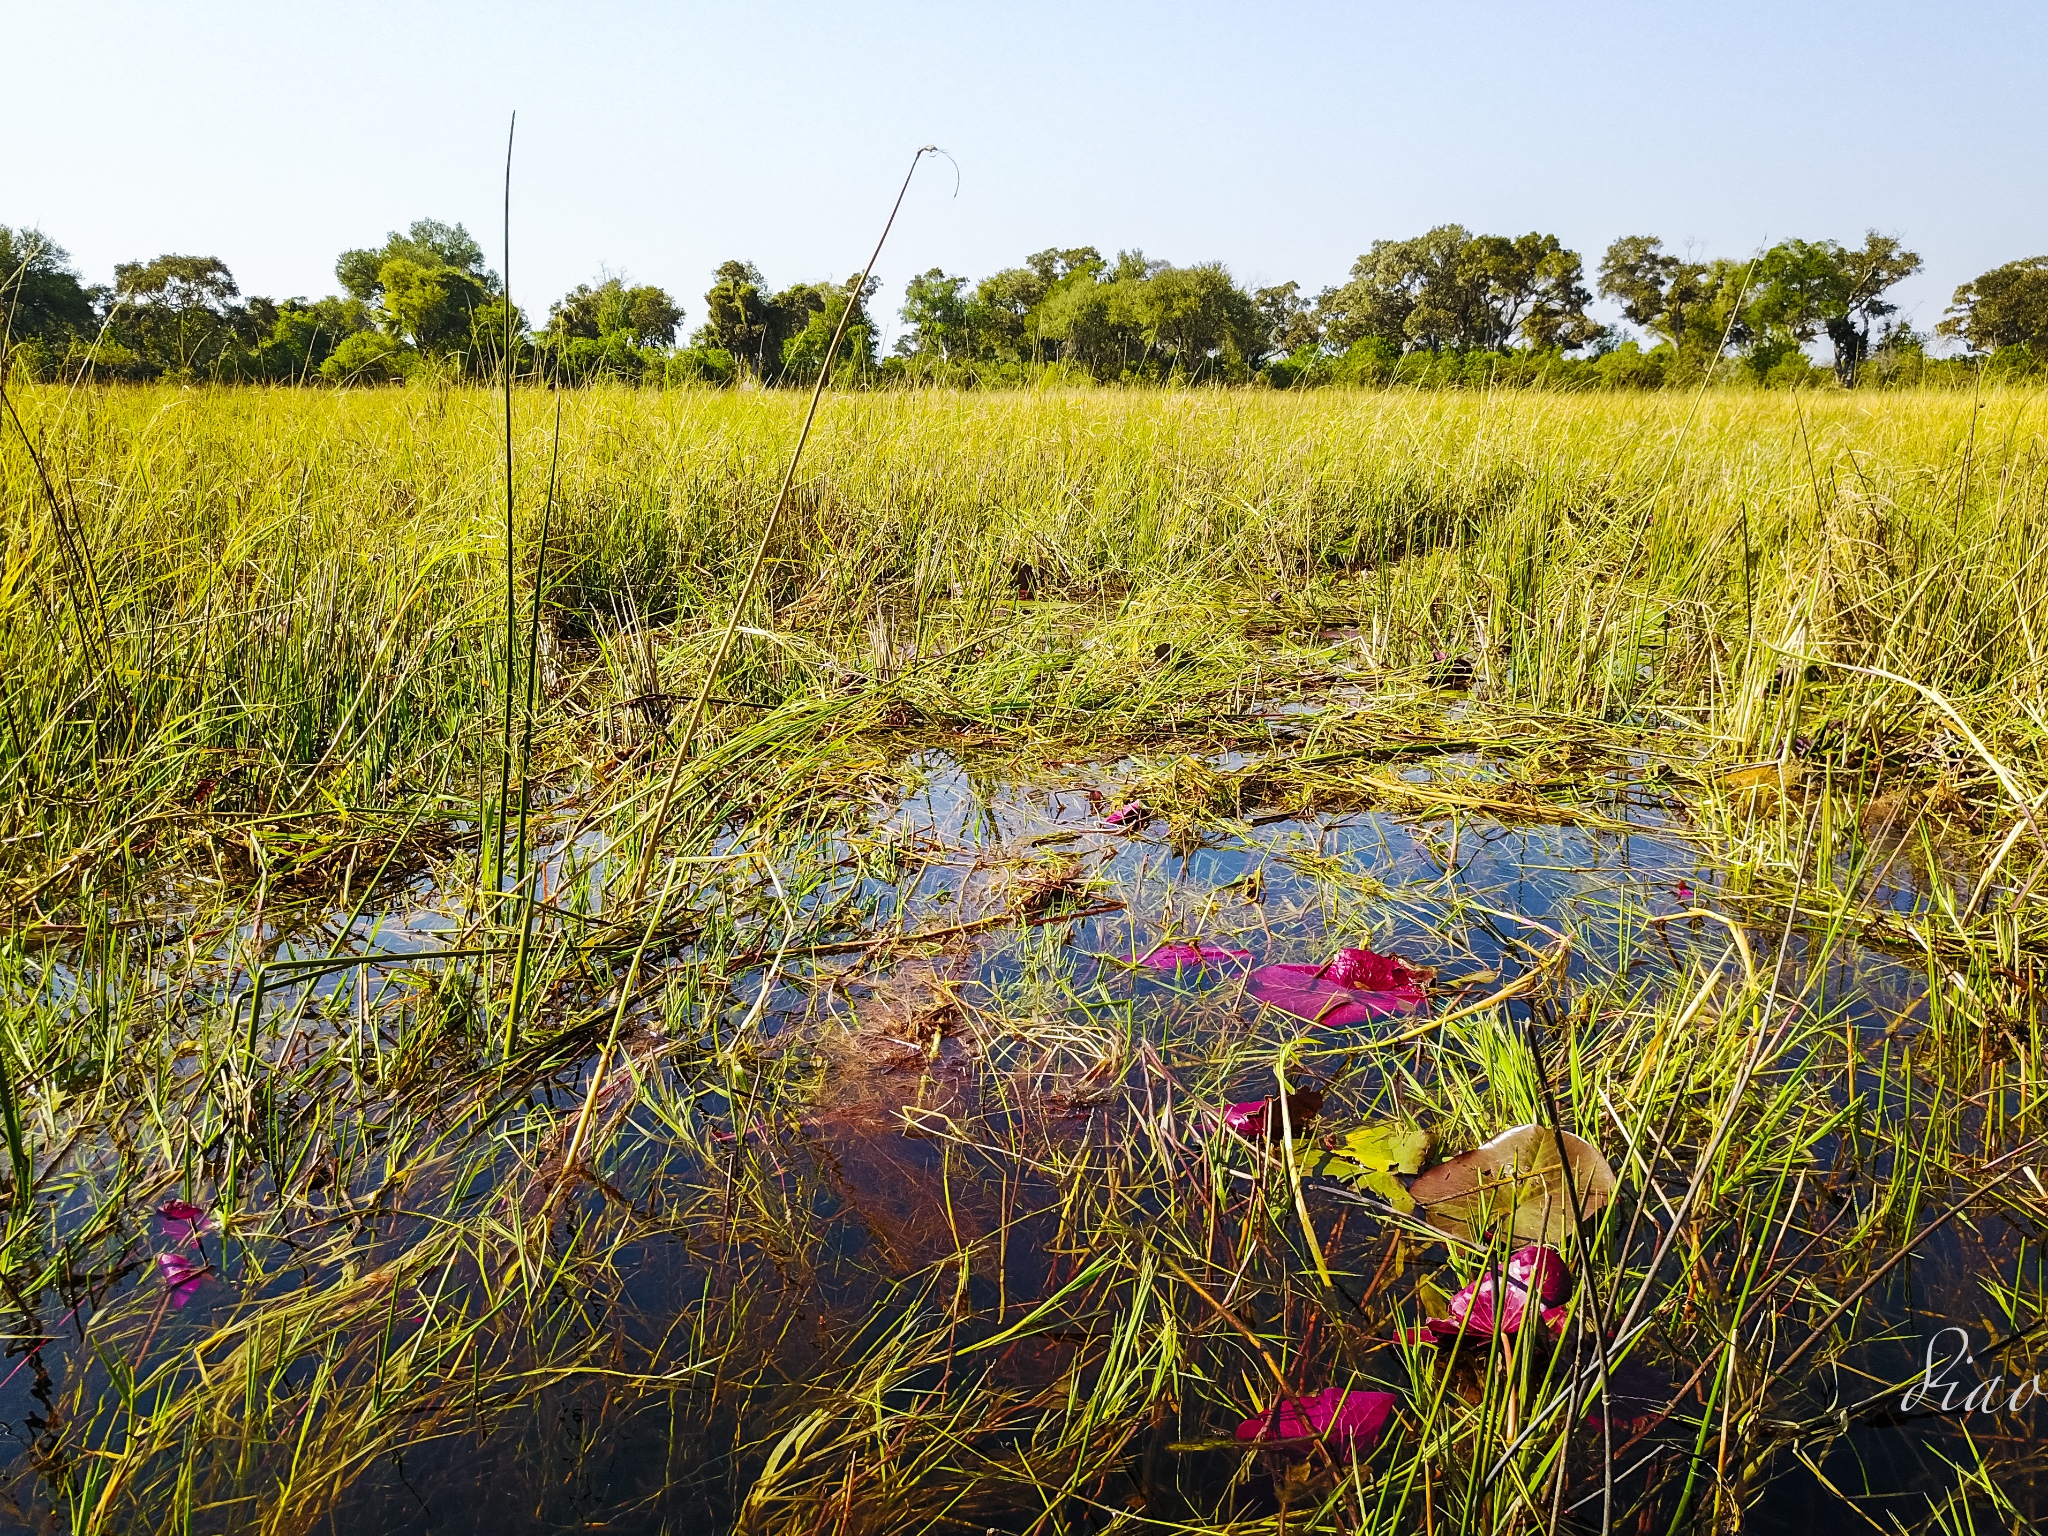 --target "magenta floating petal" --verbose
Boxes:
[1135,941,1251,972]
[1413,1244,1573,1344]
[1508,1243,1571,1306]
[1235,1387,1395,1457]
[1246,948,1426,1026]
[1222,1100,1269,1137]
[1220,1088,1324,1142]
[156,1198,212,1243]
[1322,948,1423,992]
[156,1251,209,1307]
